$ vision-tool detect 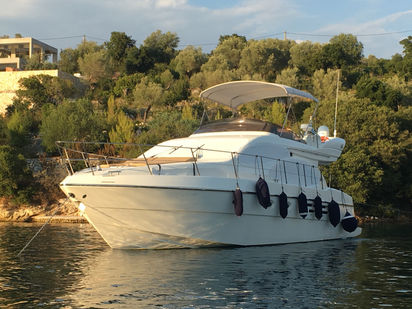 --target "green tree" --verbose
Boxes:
[14,76,50,110]
[106,95,117,124]
[329,147,384,204]
[124,46,155,74]
[201,54,231,72]
[105,31,136,70]
[400,36,412,55]
[23,55,57,70]
[264,101,285,125]
[323,97,409,211]
[190,69,238,90]
[202,35,247,72]
[320,33,363,69]
[362,55,389,76]
[275,67,300,88]
[59,40,102,74]
[289,41,323,76]
[78,49,111,83]
[159,73,190,108]
[355,75,403,110]
[218,33,246,45]
[182,103,194,120]
[6,109,34,149]
[172,46,206,77]
[13,75,75,112]
[0,145,35,204]
[133,78,164,123]
[137,111,198,145]
[312,69,341,101]
[59,48,79,74]
[77,40,102,58]
[109,111,135,144]
[399,36,412,79]
[394,106,412,209]
[382,74,410,96]
[0,117,8,145]
[40,99,107,152]
[239,39,294,81]
[143,30,179,64]
[113,73,143,99]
